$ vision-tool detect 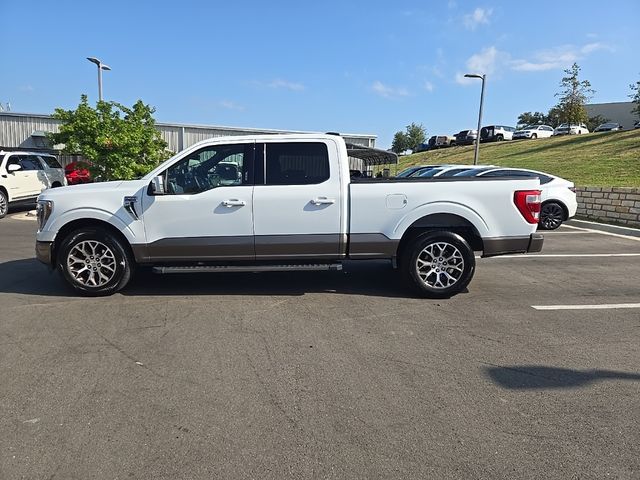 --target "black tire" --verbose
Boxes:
[531,133,537,139]
[539,202,565,230]
[0,189,8,219]
[496,135,504,141]
[58,227,134,296]
[401,232,476,298]
[51,182,62,188]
